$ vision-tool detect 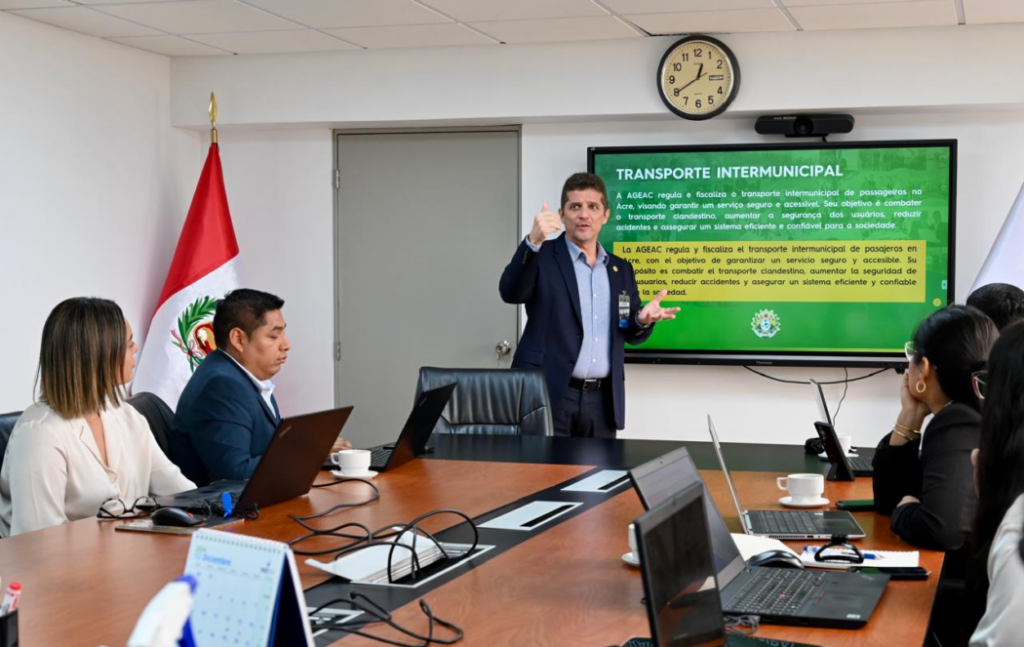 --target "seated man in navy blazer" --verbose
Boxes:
[500,173,679,439]
[169,289,342,485]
